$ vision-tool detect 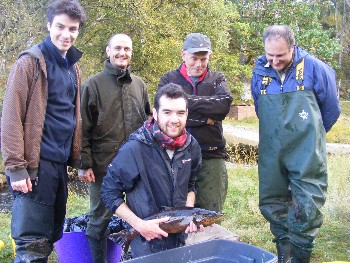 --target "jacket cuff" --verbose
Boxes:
[6,168,30,183]
[111,200,124,214]
[67,158,82,169]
